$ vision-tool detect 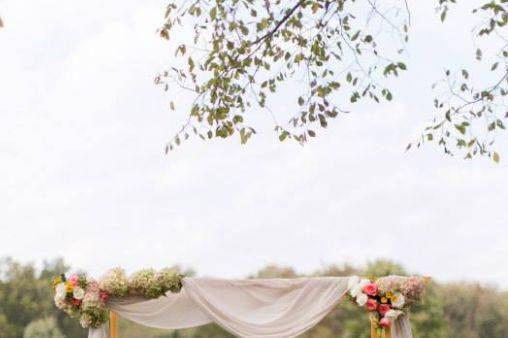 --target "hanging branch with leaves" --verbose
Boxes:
[414,0,508,161]
[157,0,410,152]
